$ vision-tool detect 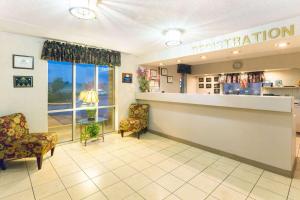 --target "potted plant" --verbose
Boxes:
[86,122,100,138]
[137,67,150,92]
